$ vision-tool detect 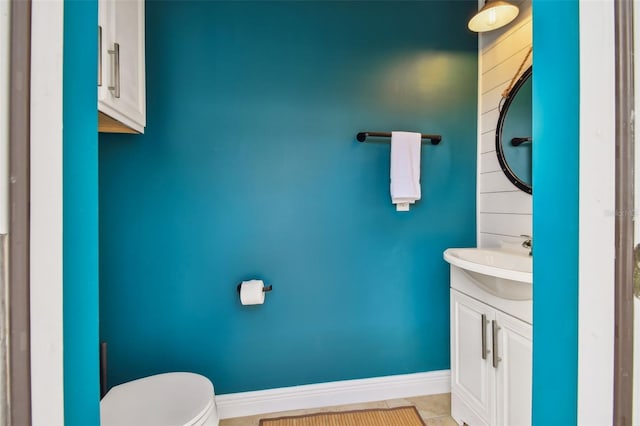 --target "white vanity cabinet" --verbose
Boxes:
[450,289,532,426]
[98,0,146,133]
